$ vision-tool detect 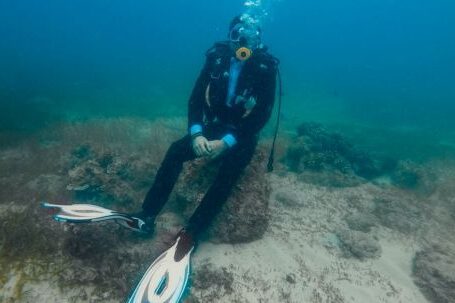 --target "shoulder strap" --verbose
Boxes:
[205,41,231,57]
